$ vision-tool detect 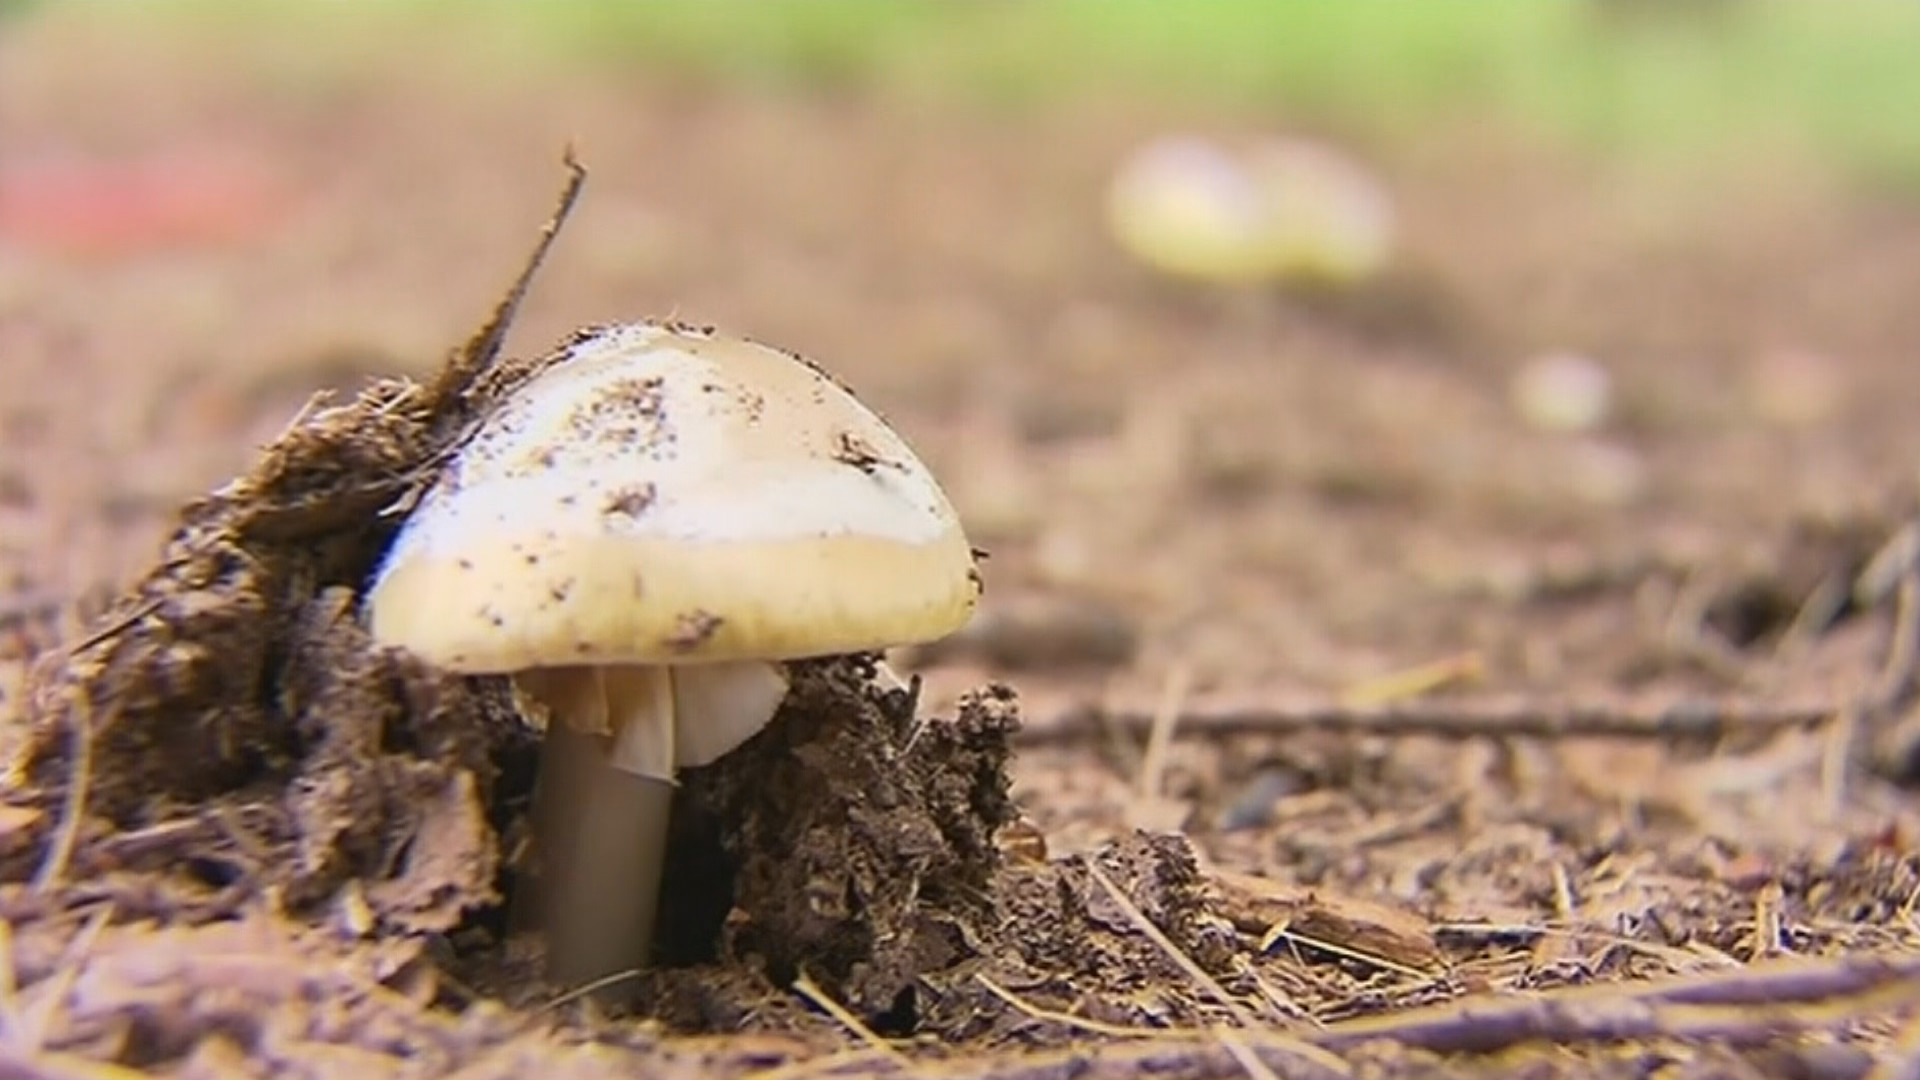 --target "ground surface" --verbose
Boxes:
[5,12,1920,1080]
